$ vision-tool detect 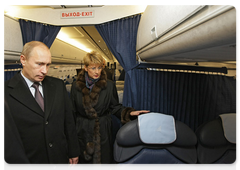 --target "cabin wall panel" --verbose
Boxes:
[4,15,23,54]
